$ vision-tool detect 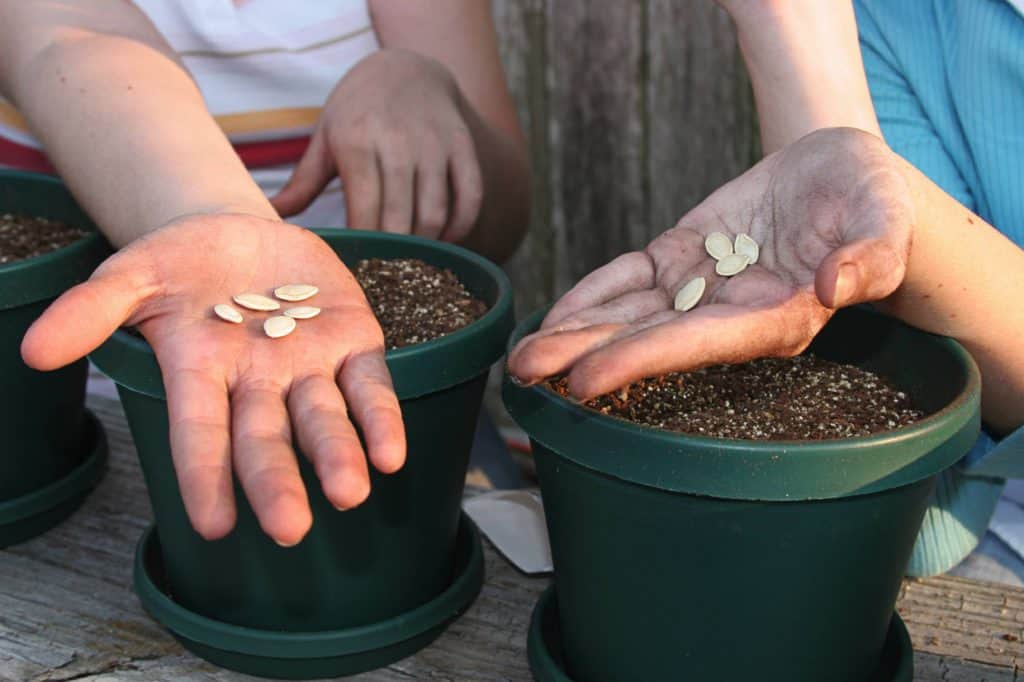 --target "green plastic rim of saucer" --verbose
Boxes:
[133,513,485,680]
[526,585,914,682]
[0,410,108,548]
